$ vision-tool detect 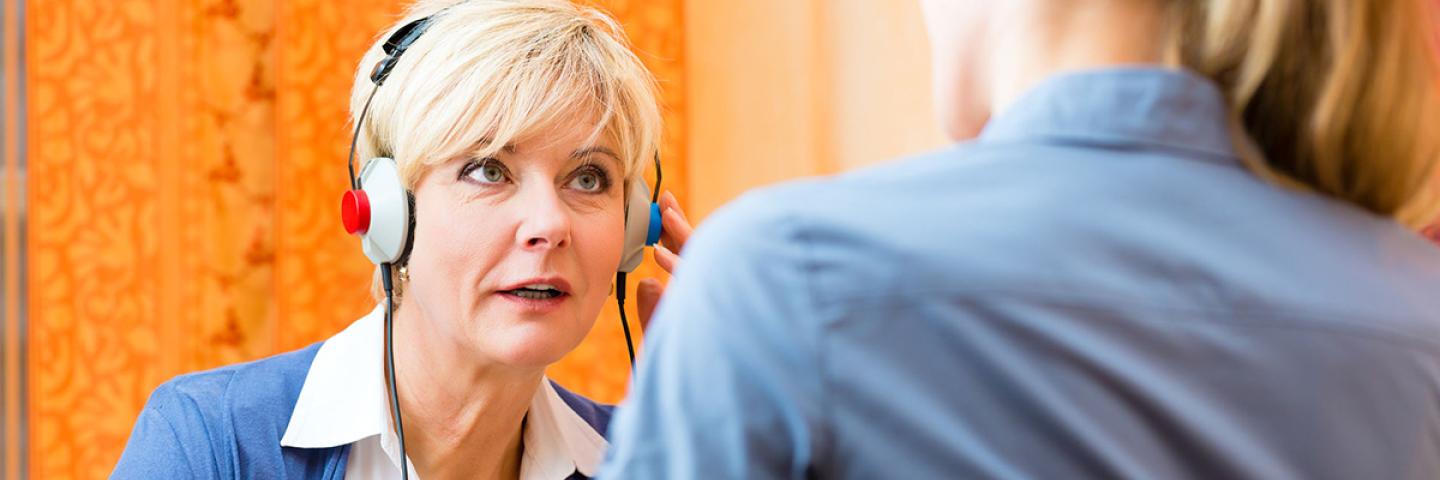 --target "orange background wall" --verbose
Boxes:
[8,0,946,477]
